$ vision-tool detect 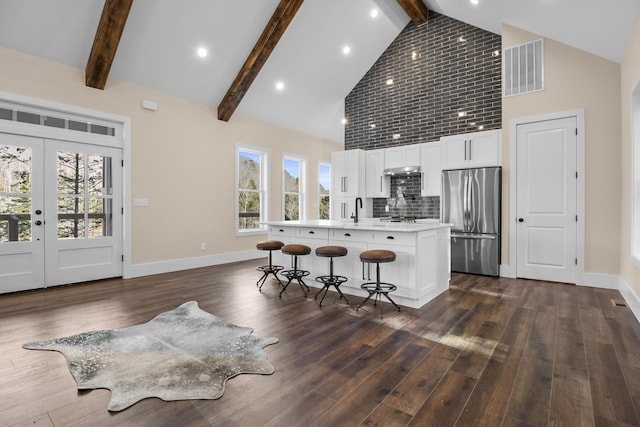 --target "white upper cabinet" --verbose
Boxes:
[440,129,502,170]
[419,142,441,197]
[365,149,389,198]
[331,149,366,197]
[384,144,422,168]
